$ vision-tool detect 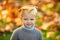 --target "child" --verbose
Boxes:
[10,5,42,40]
